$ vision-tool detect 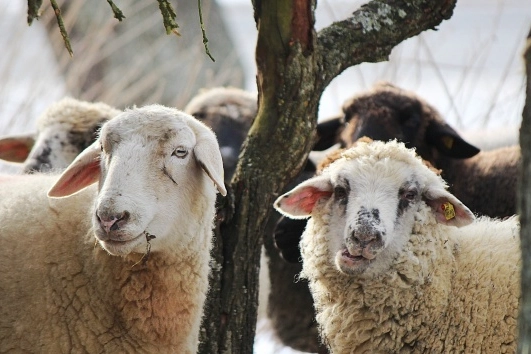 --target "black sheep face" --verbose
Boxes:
[341,83,479,163]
